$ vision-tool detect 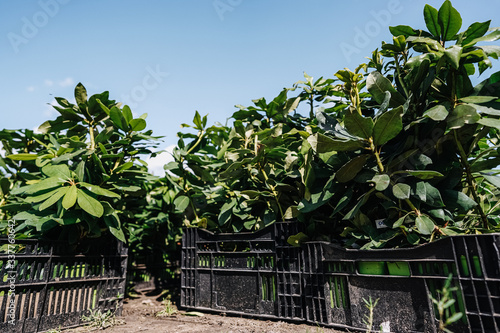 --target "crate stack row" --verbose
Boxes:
[181,222,500,333]
[0,238,127,333]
